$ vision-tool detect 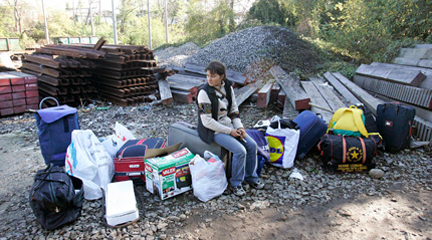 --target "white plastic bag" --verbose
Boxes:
[101,122,136,159]
[265,119,300,169]
[189,151,228,202]
[115,122,135,144]
[65,130,115,200]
